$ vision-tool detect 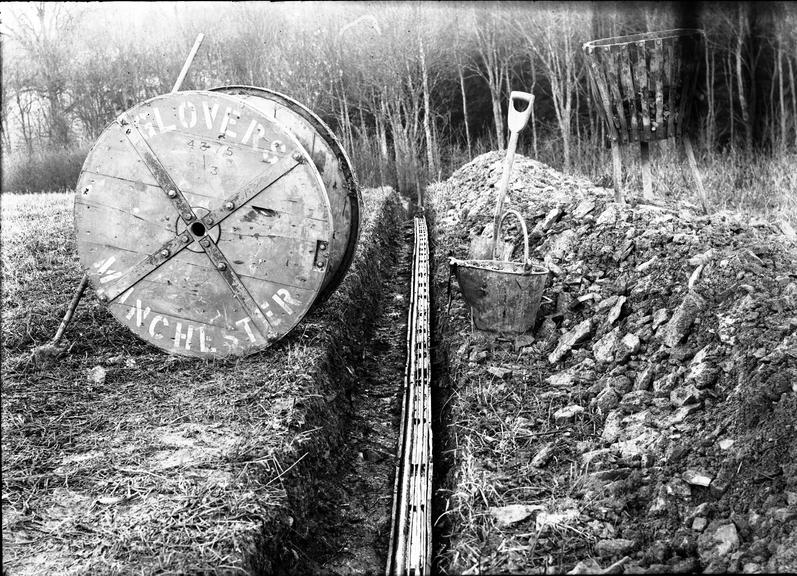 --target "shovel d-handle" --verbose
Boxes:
[492,91,535,254]
[495,209,530,266]
[507,91,534,133]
